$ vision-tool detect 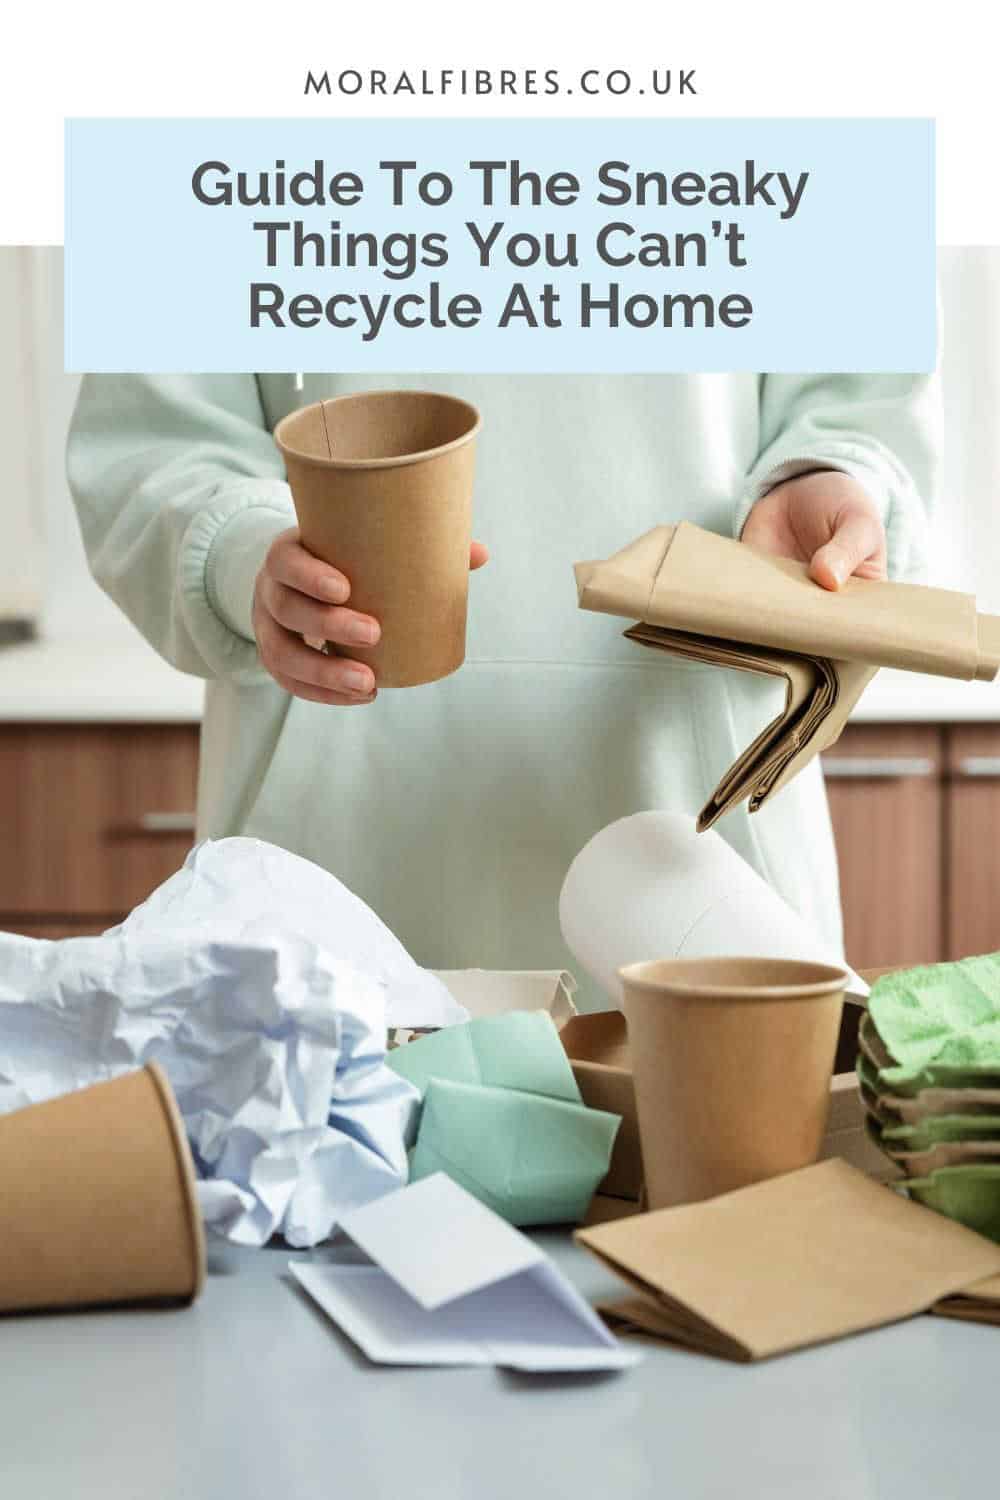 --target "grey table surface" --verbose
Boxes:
[1,1230,995,1500]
